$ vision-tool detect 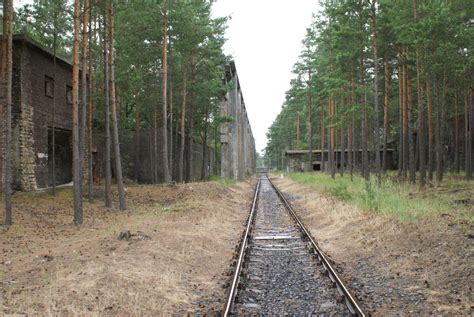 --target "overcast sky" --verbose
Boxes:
[212,0,320,152]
